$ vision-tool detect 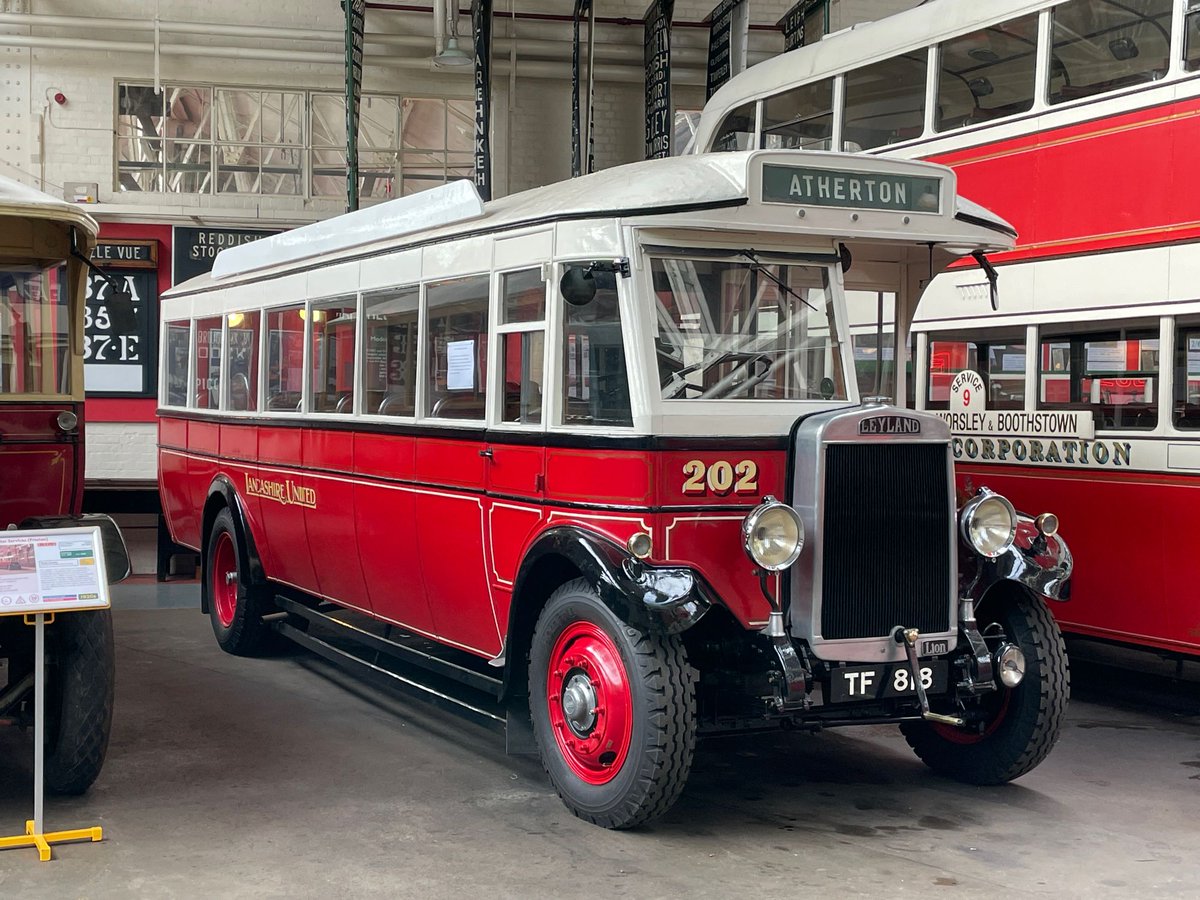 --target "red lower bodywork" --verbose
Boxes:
[957,463,1200,656]
[0,402,84,527]
[159,415,787,659]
